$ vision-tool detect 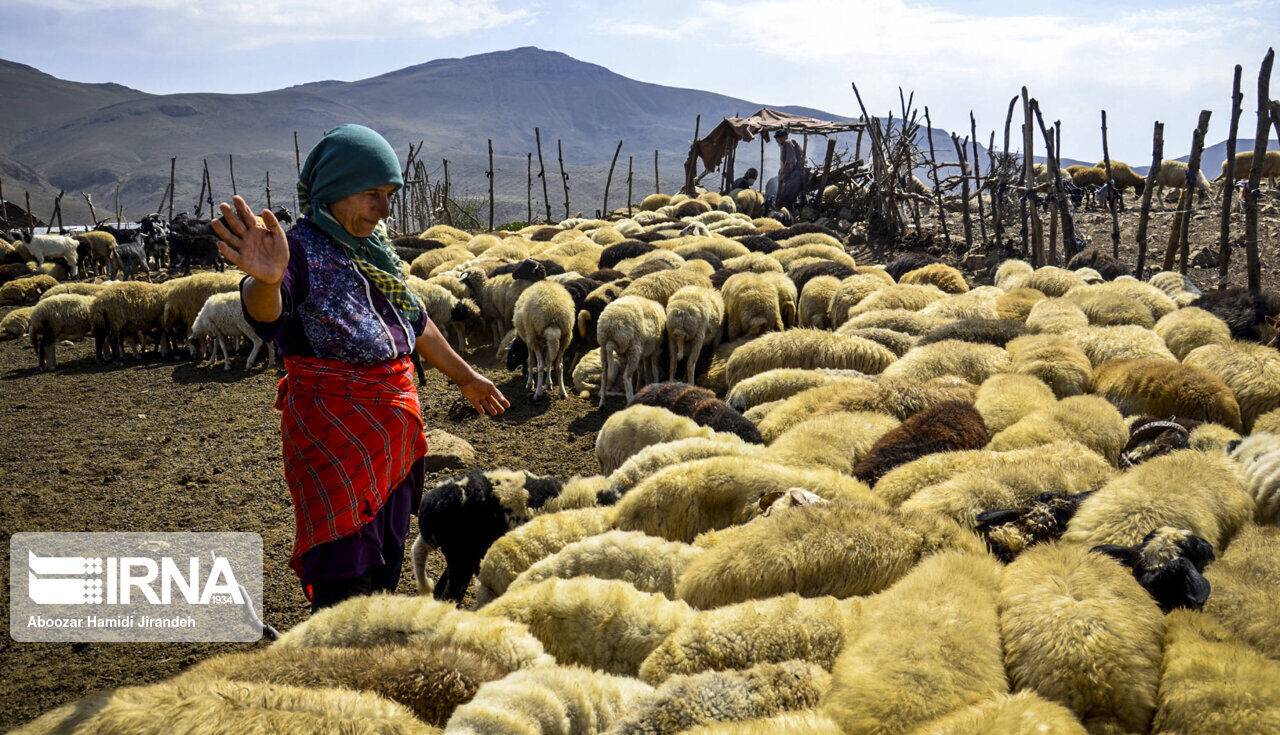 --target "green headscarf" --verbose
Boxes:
[297,123,421,323]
